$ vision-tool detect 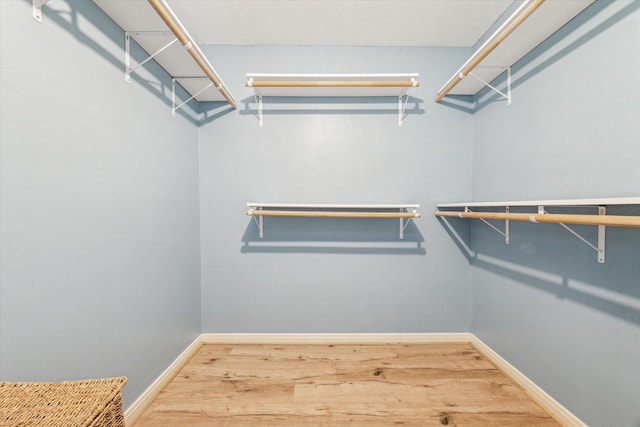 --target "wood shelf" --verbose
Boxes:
[245,73,419,97]
[436,0,594,102]
[437,197,640,209]
[435,197,640,263]
[94,0,236,111]
[245,74,420,126]
[247,203,420,239]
